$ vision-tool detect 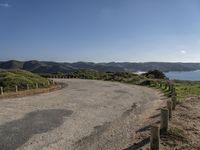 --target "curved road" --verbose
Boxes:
[0,79,165,150]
